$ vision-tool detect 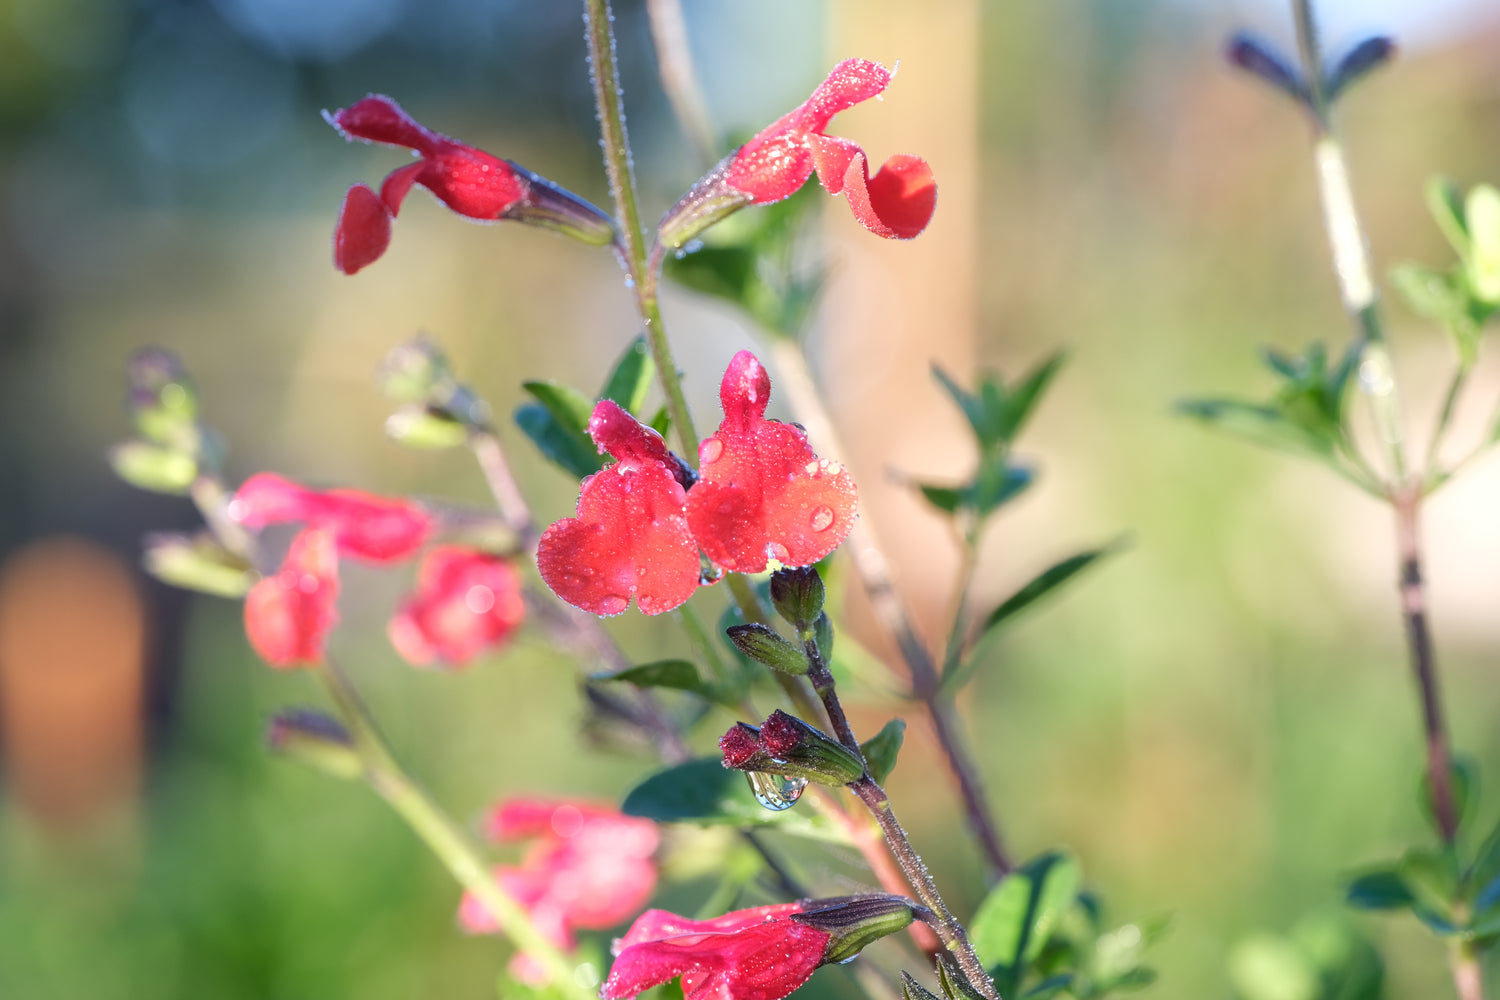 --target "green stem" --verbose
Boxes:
[1423,365,1471,487]
[1449,938,1484,1000]
[318,660,594,1000]
[582,0,700,461]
